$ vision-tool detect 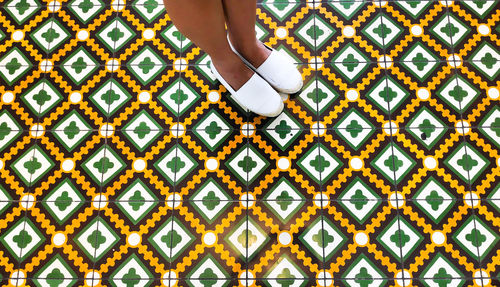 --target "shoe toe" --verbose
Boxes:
[256,91,284,117]
[234,74,284,117]
[280,62,303,93]
[210,60,284,117]
[257,52,303,94]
